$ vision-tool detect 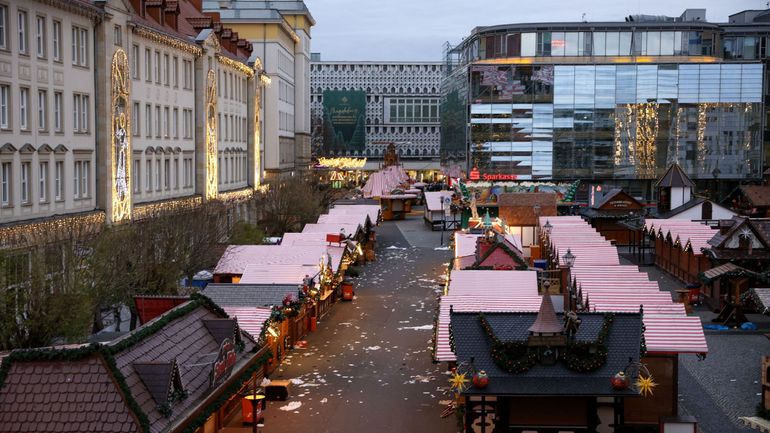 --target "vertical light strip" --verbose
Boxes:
[111,48,132,222]
[206,69,218,200]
